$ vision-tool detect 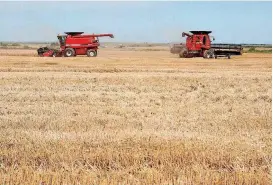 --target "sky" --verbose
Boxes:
[0,1,271,44]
